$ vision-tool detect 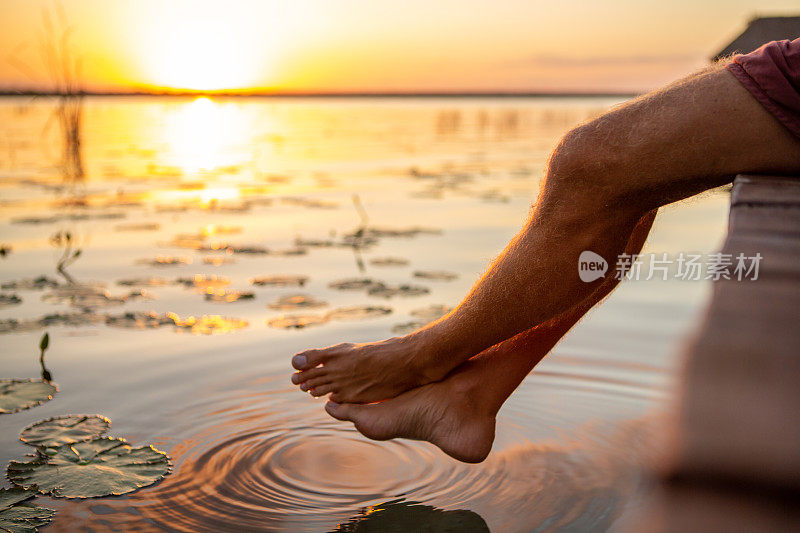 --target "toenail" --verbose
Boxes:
[327,401,339,408]
[293,355,307,368]
[291,374,301,384]
[300,383,309,391]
